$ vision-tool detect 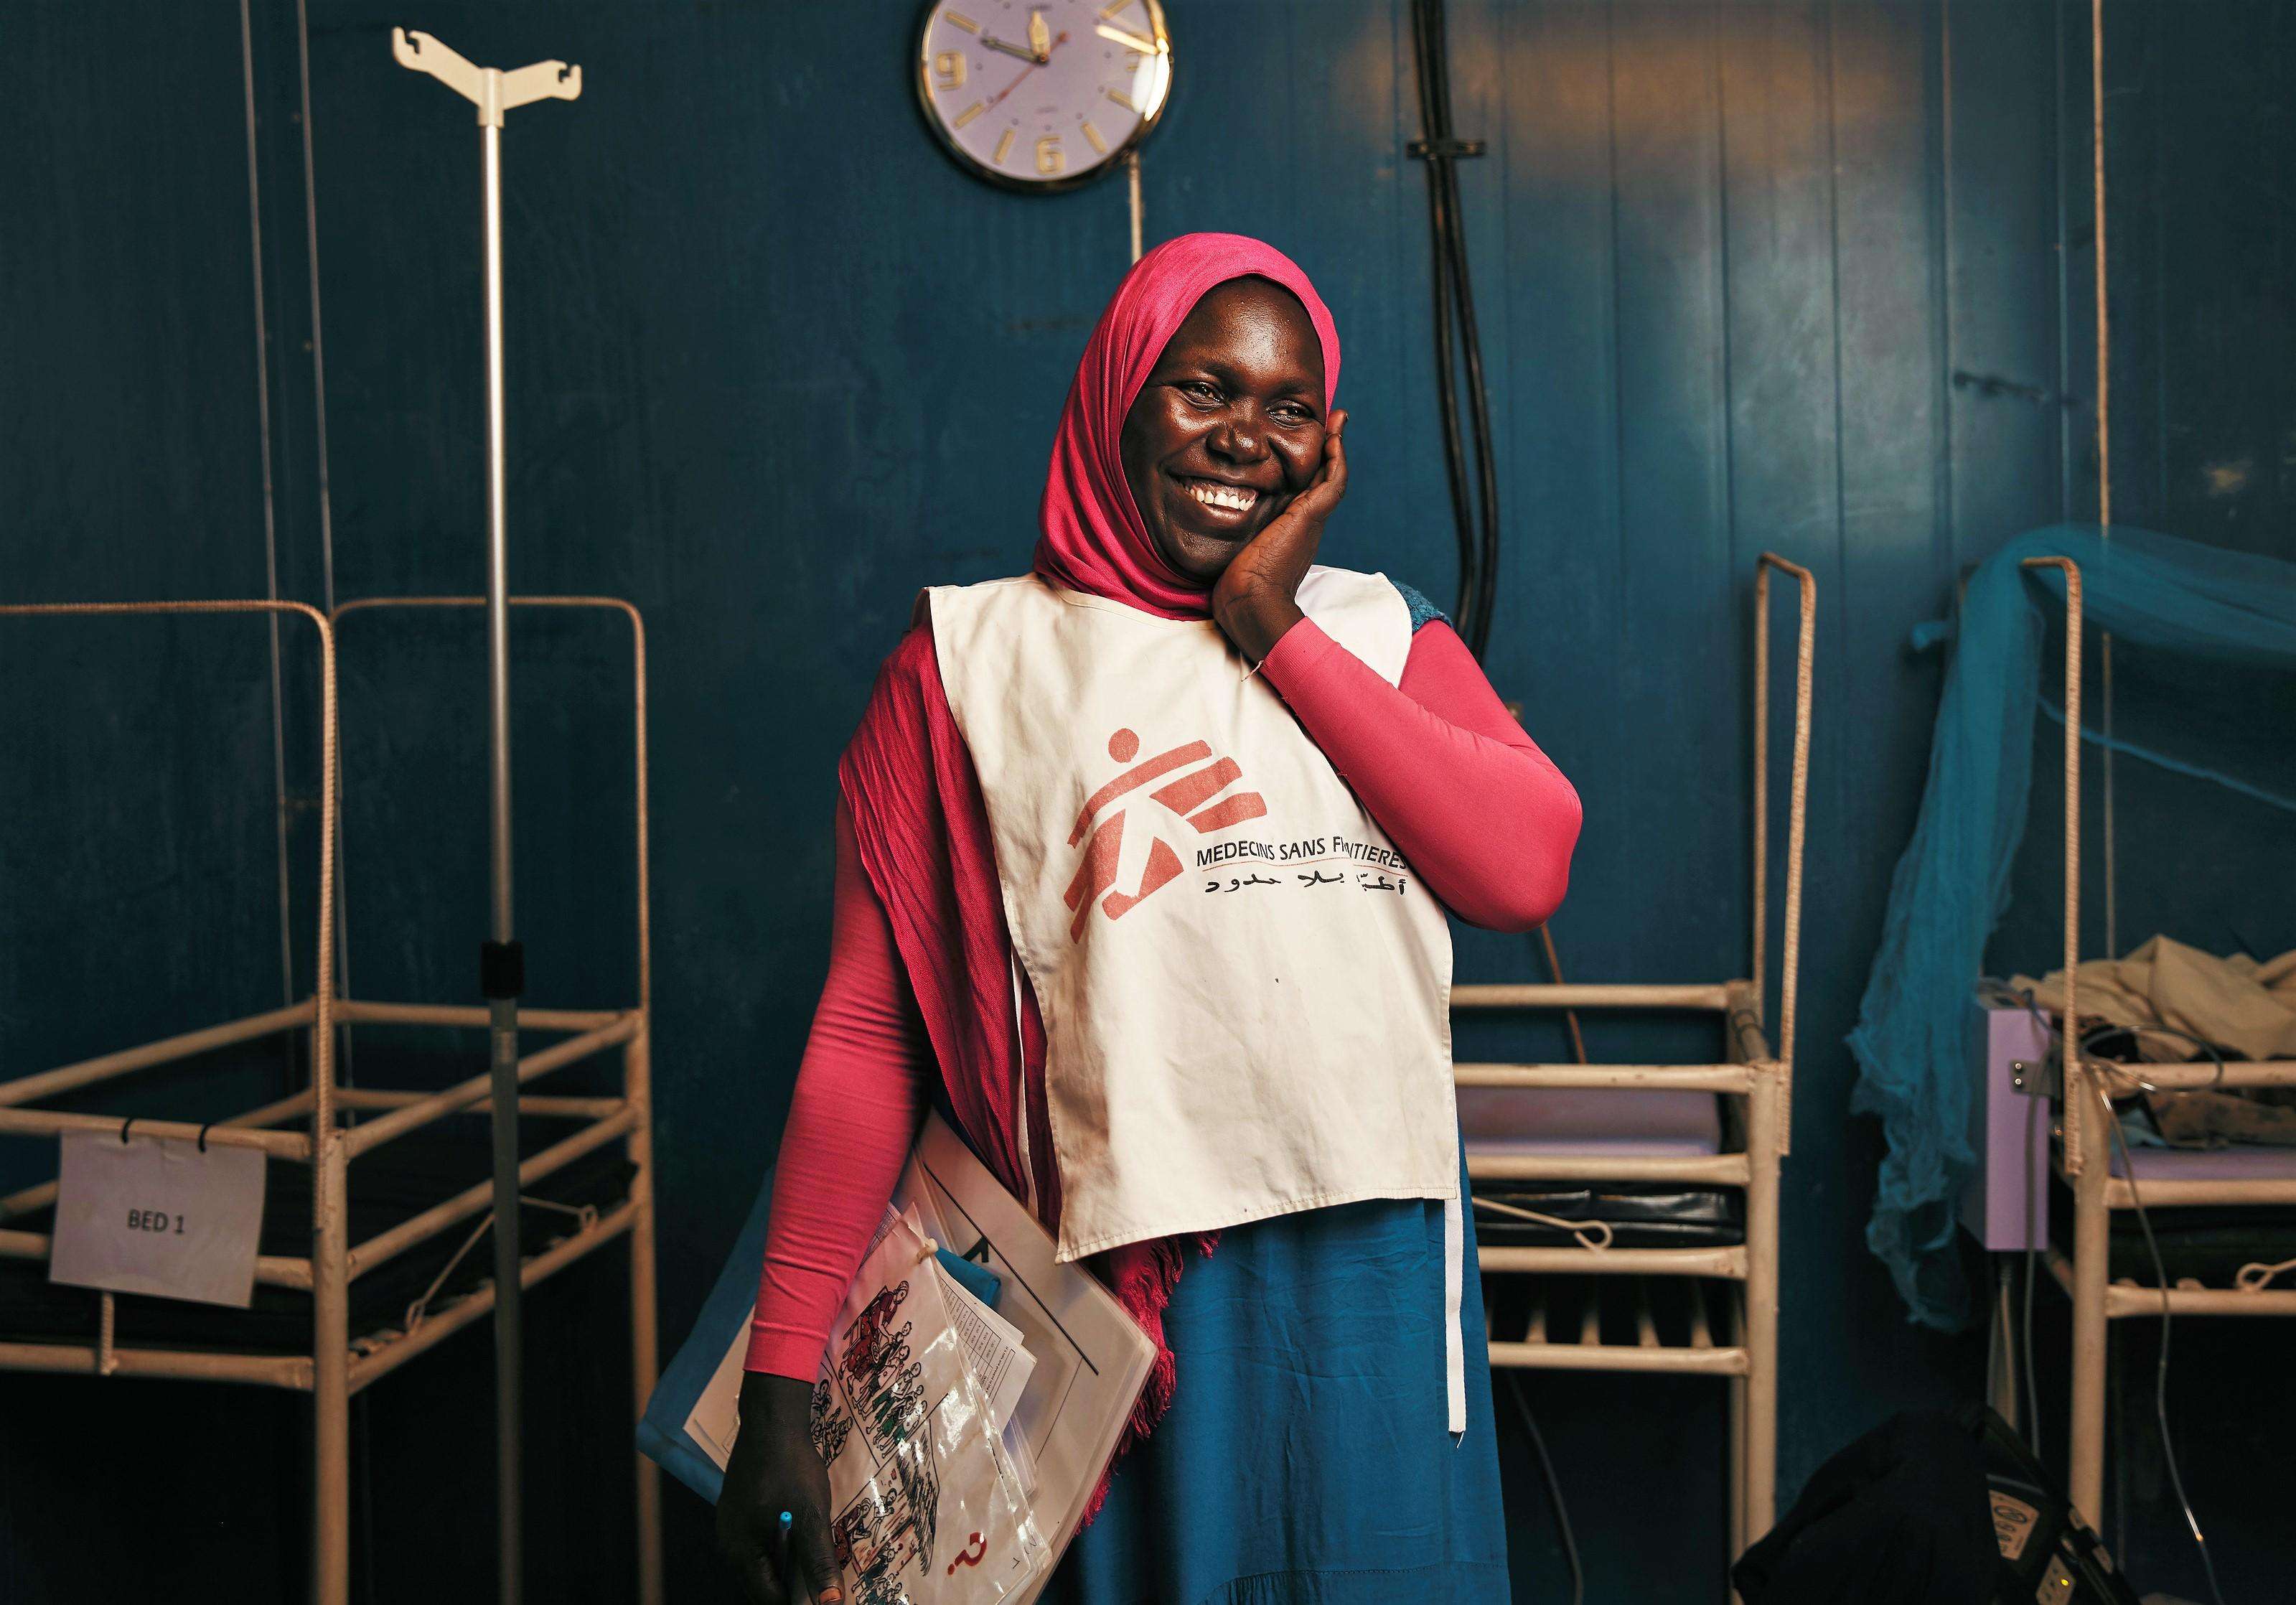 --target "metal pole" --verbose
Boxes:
[482,112,525,1605]
[387,35,576,1601]
[2021,556,2093,1525]
[1742,1072,1781,1542]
